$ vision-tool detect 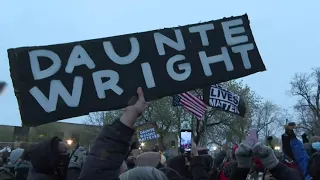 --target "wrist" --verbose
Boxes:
[120,108,139,128]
